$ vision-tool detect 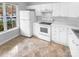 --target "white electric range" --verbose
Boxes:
[38,22,52,41]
